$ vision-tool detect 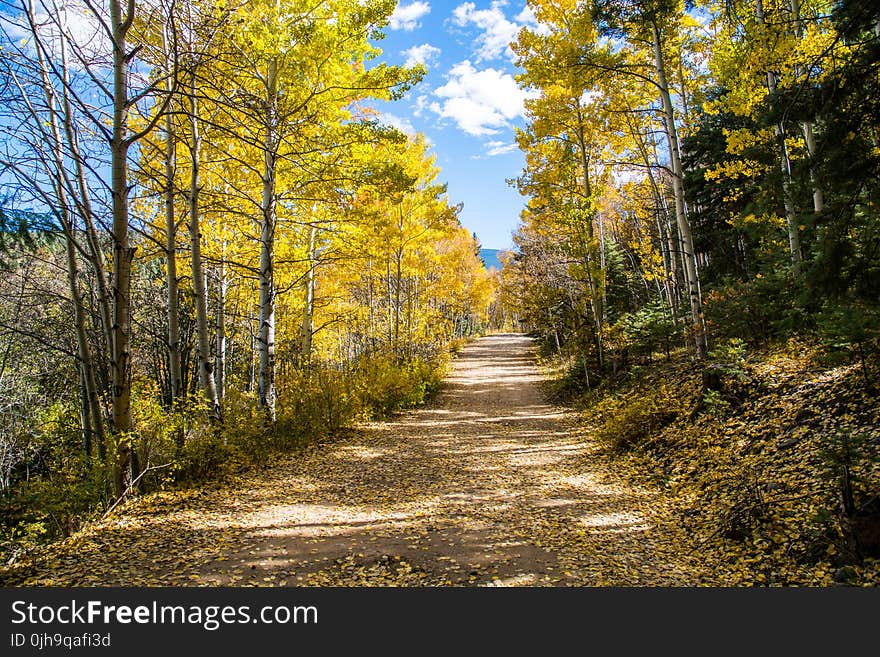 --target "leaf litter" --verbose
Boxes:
[3,335,722,587]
